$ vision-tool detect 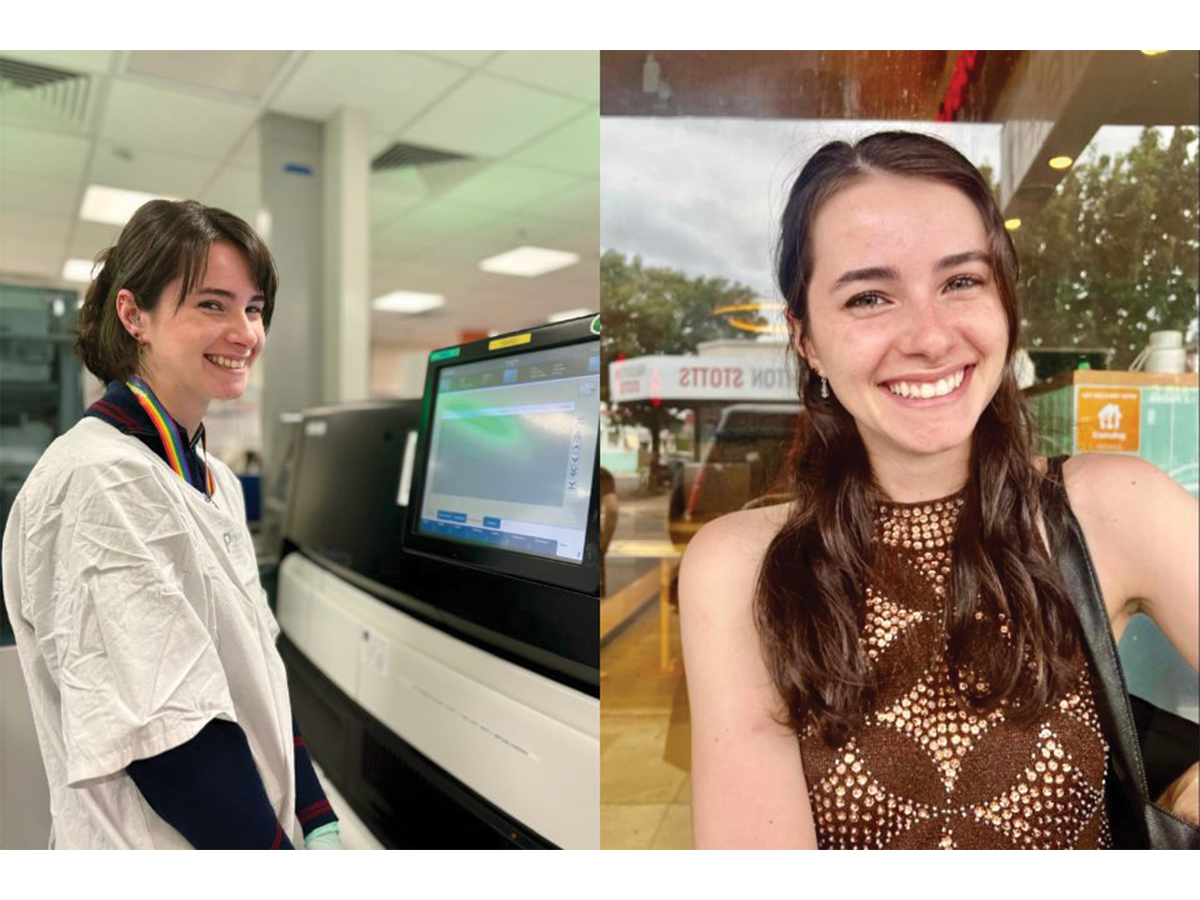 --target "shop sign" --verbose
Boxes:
[1076,387,1140,452]
[609,355,796,403]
